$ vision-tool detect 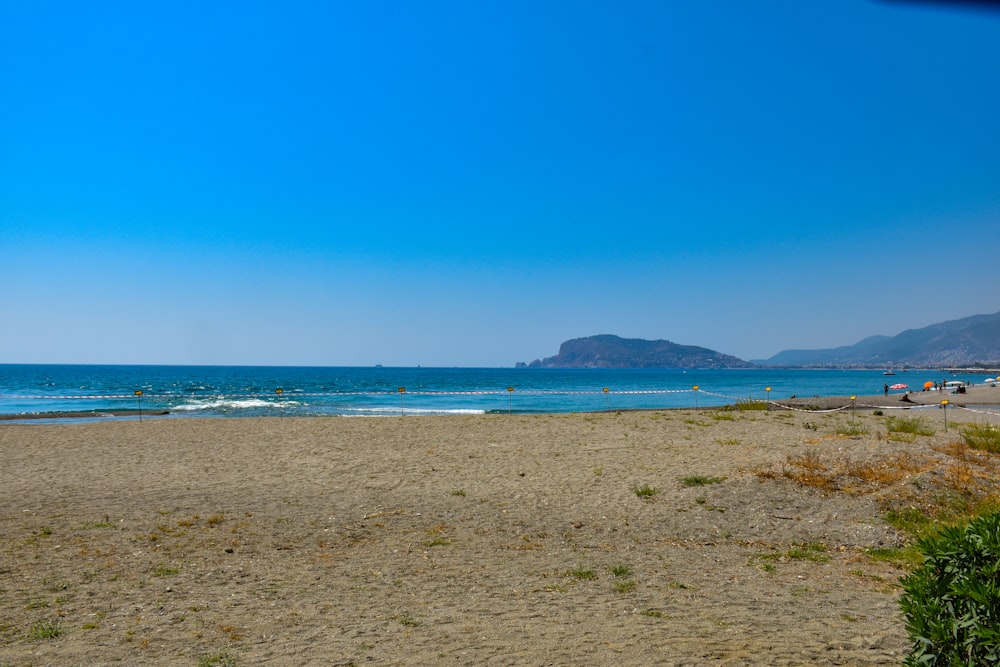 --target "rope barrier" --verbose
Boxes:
[2,394,139,400]
[2,388,699,401]
[767,402,851,414]
[954,405,1000,418]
